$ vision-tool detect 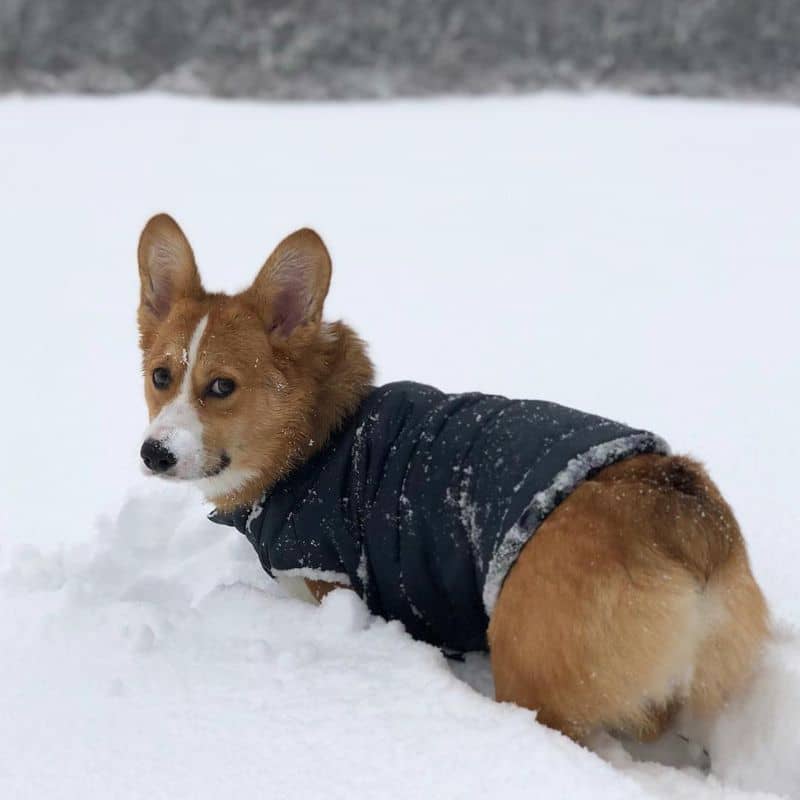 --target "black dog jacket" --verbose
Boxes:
[210,382,668,652]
